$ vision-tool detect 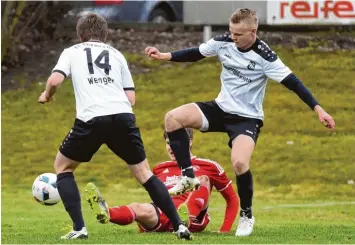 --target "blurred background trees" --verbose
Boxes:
[1,1,74,68]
